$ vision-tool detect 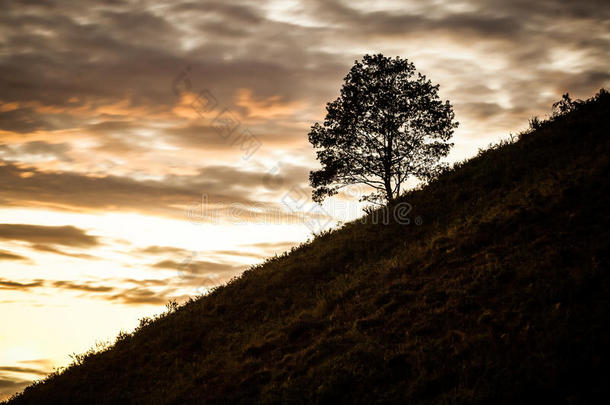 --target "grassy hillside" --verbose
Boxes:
[6,90,610,404]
